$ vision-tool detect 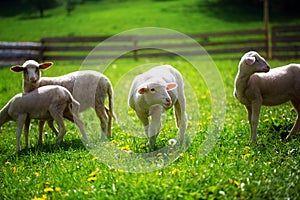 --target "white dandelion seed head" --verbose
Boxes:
[168,139,177,146]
